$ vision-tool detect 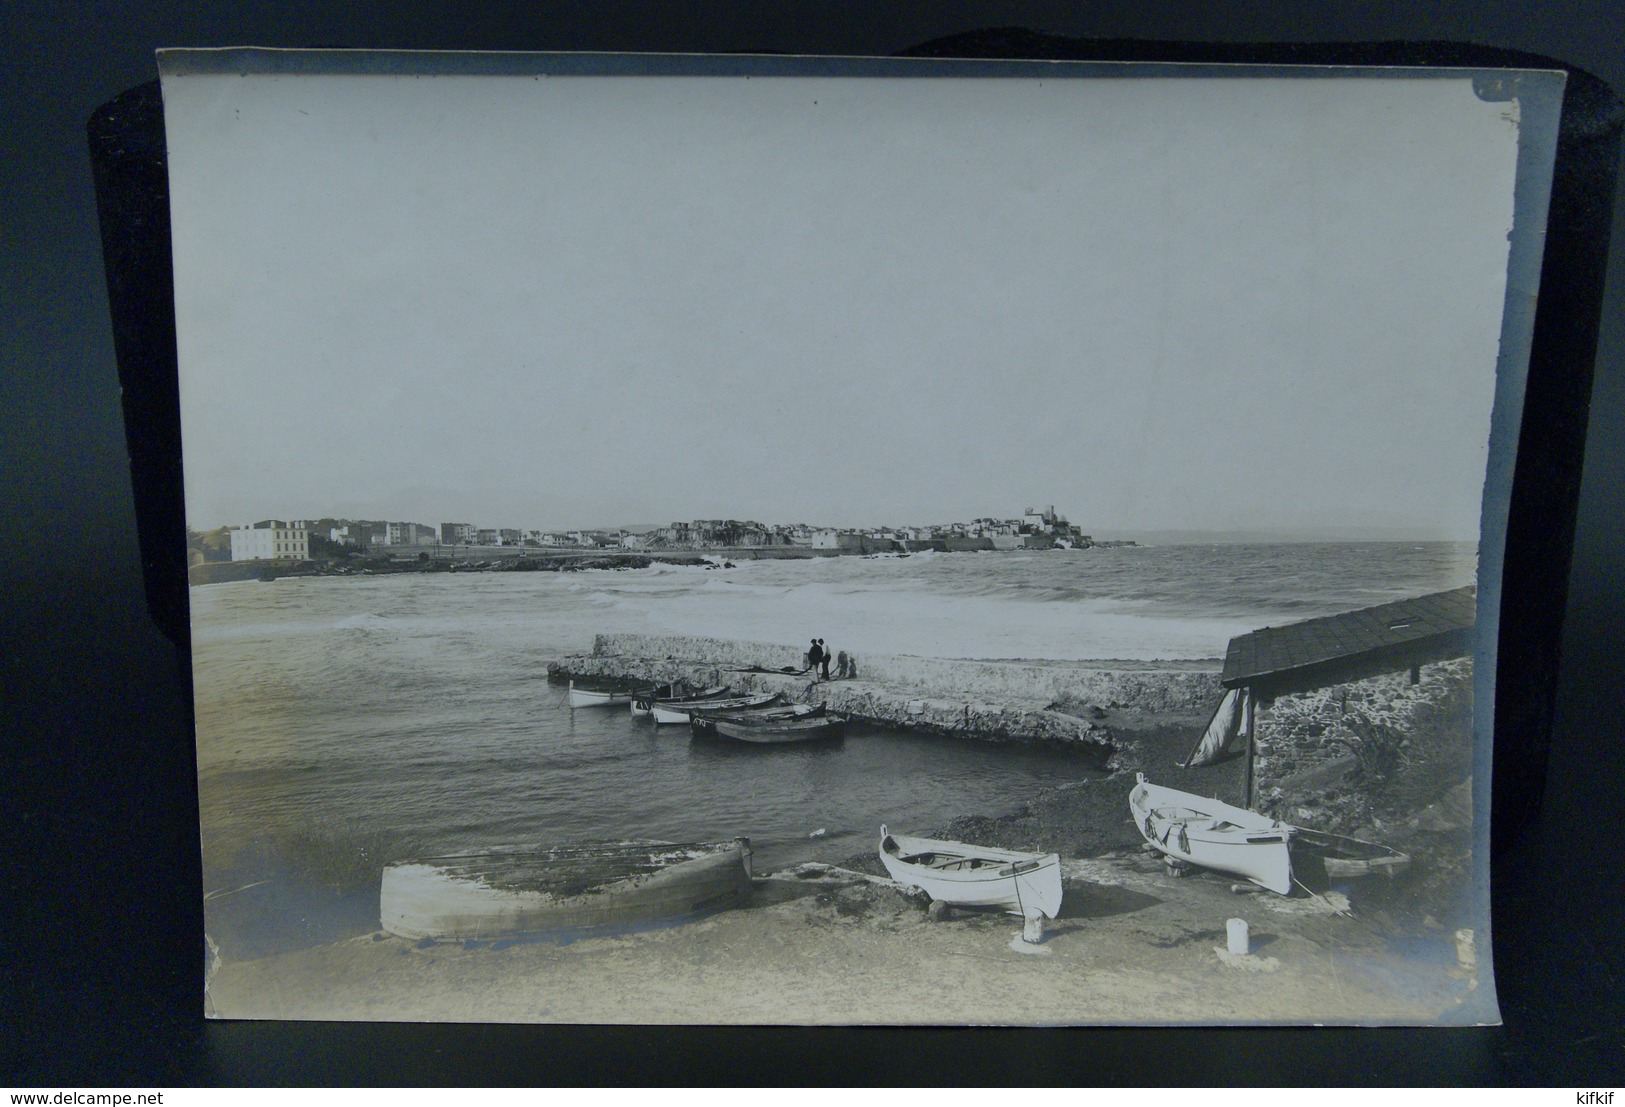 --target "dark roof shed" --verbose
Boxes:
[1222,585,1476,697]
